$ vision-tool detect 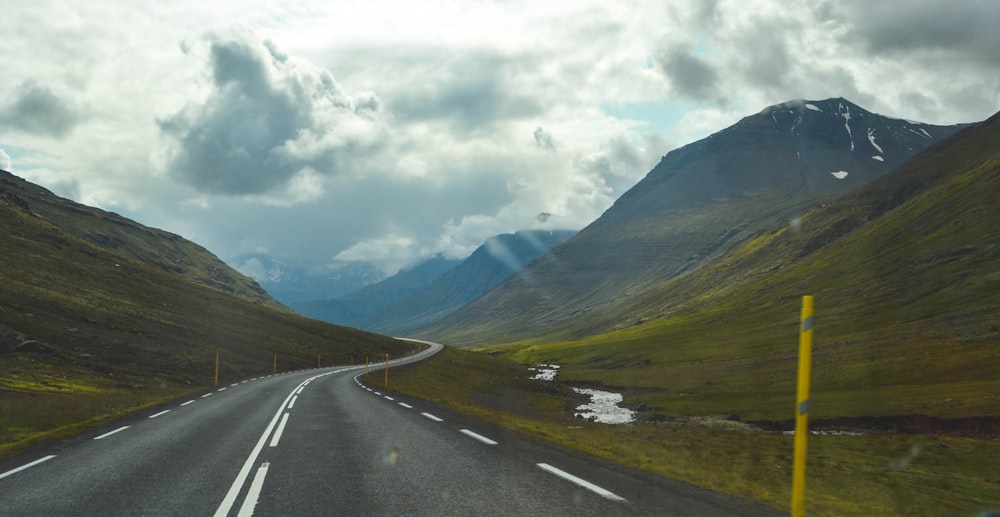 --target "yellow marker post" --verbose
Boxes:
[317,352,321,368]
[214,350,220,386]
[792,295,814,517]
[383,353,389,389]
[273,353,277,374]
